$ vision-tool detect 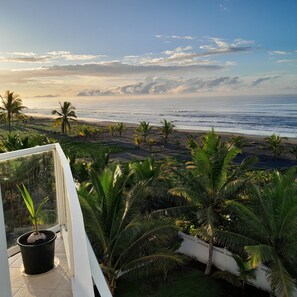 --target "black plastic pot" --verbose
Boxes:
[17,230,57,275]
